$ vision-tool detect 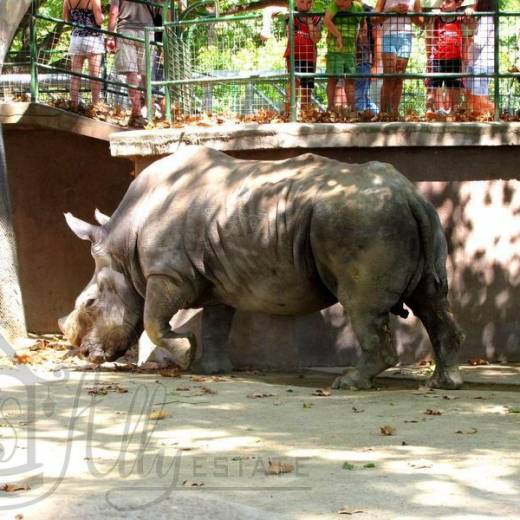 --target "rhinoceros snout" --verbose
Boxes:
[88,350,106,365]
